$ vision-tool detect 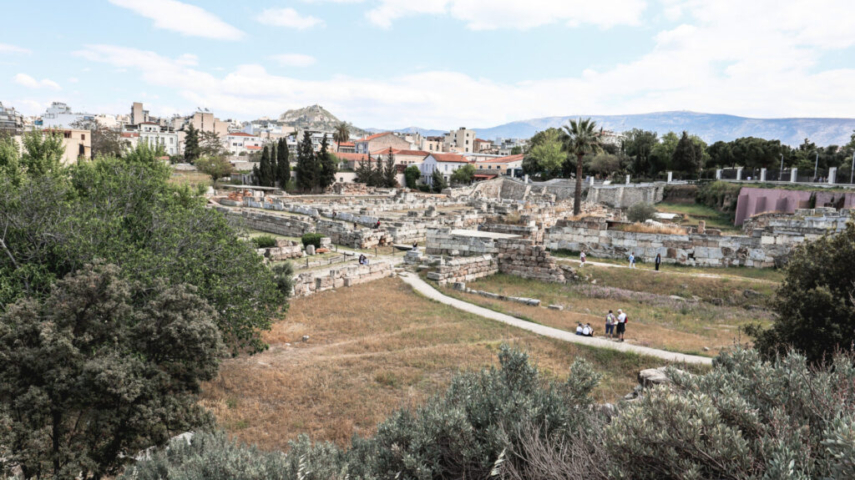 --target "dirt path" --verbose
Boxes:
[399,272,713,365]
